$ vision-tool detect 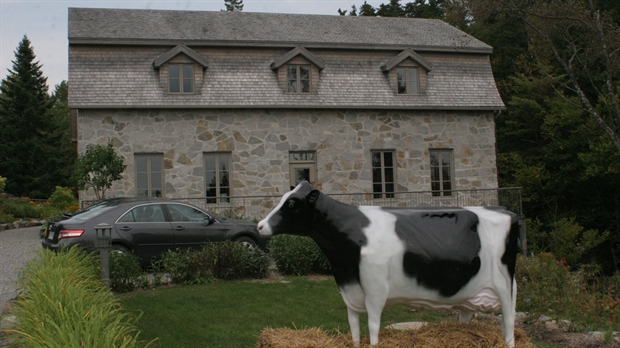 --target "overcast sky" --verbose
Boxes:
[1,0,374,92]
